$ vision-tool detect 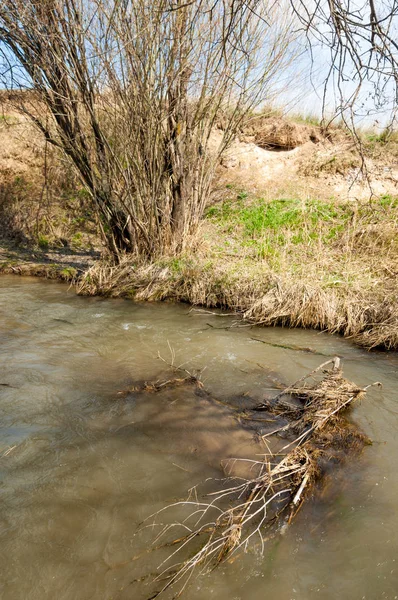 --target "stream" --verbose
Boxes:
[0,275,397,600]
